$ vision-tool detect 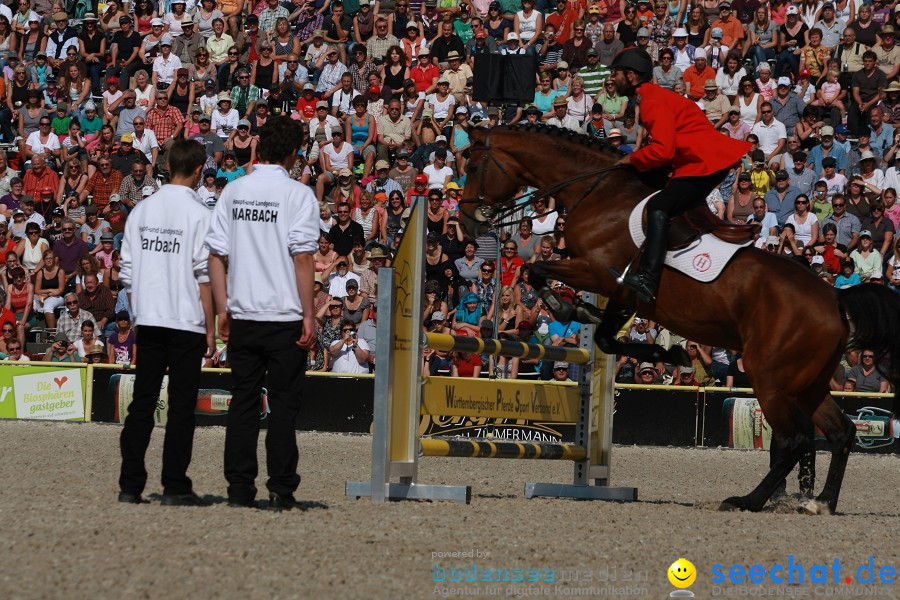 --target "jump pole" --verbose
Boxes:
[345,199,637,503]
